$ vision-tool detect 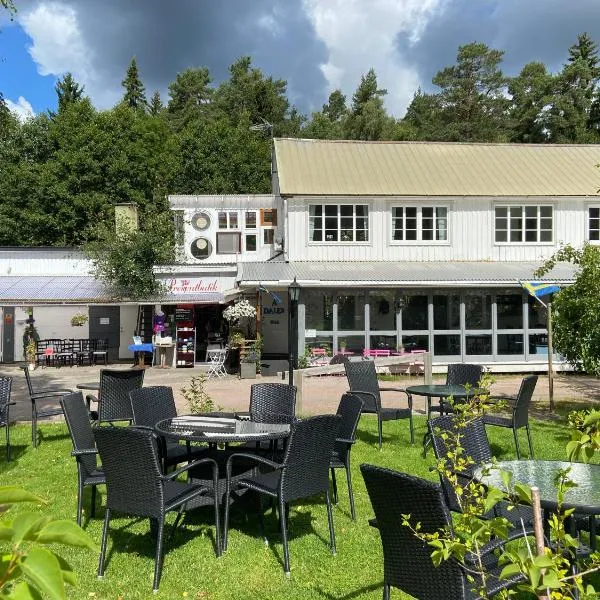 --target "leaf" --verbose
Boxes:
[499,563,522,579]
[513,482,532,505]
[0,488,42,506]
[532,555,555,568]
[19,547,67,600]
[36,520,96,550]
[10,514,52,546]
[3,580,44,600]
